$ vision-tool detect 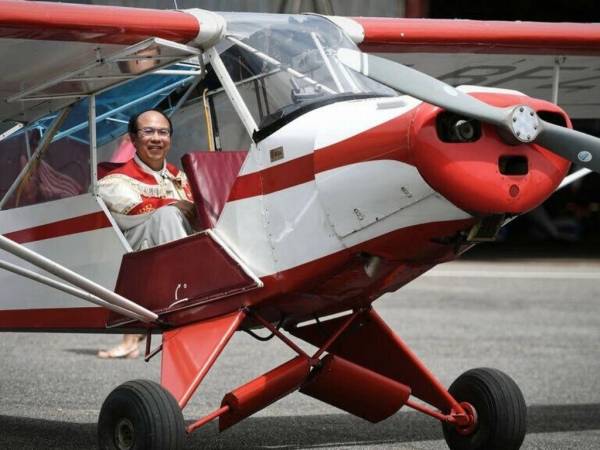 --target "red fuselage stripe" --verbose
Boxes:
[228,112,413,201]
[3,211,112,244]
[228,154,315,201]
